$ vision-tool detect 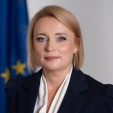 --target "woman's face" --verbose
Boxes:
[33,17,78,71]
